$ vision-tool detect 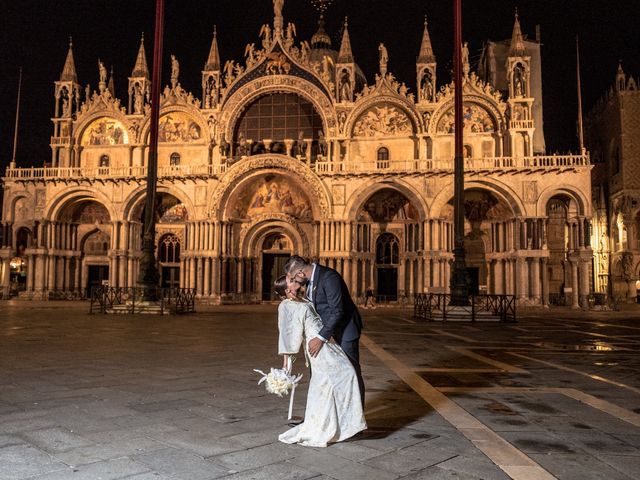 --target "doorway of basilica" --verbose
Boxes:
[159,233,181,289]
[260,232,293,301]
[376,233,400,301]
[87,265,109,295]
